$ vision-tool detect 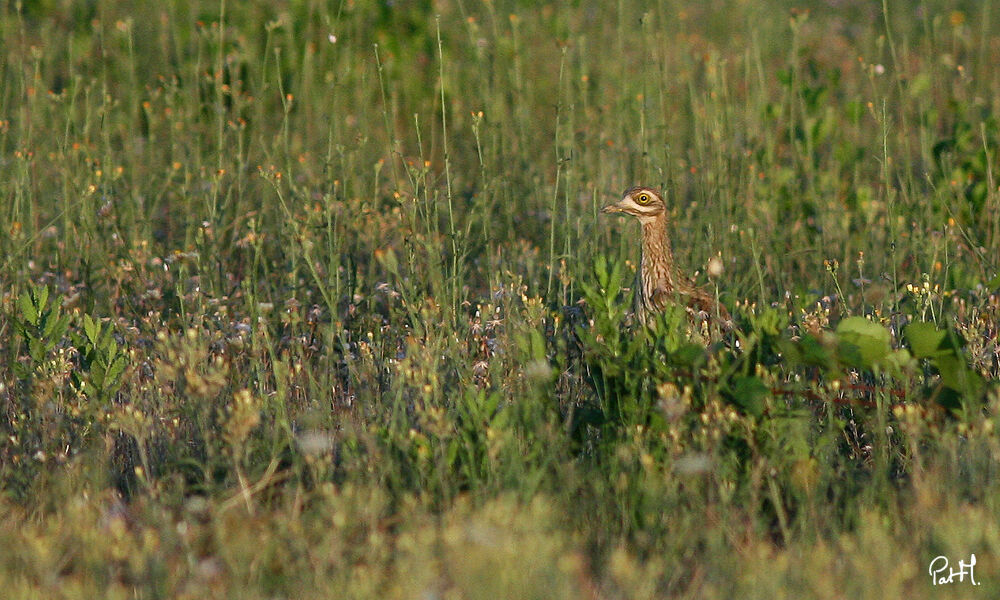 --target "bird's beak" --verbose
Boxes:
[601,203,623,214]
